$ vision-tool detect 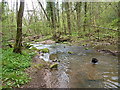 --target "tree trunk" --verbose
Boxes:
[118,1,120,30]
[62,2,66,35]
[1,0,5,21]
[65,2,71,35]
[37,0,50,21]
[56,1,60,28]
[16,0,18,18]
[83,2,87,31]
[46,2,56,37]
[13,0,24,54]
[76,2,82,35]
